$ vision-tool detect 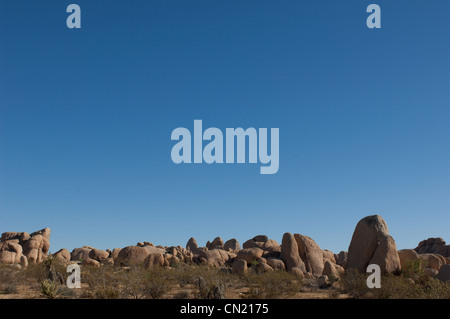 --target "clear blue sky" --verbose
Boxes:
[1,0,449,254]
